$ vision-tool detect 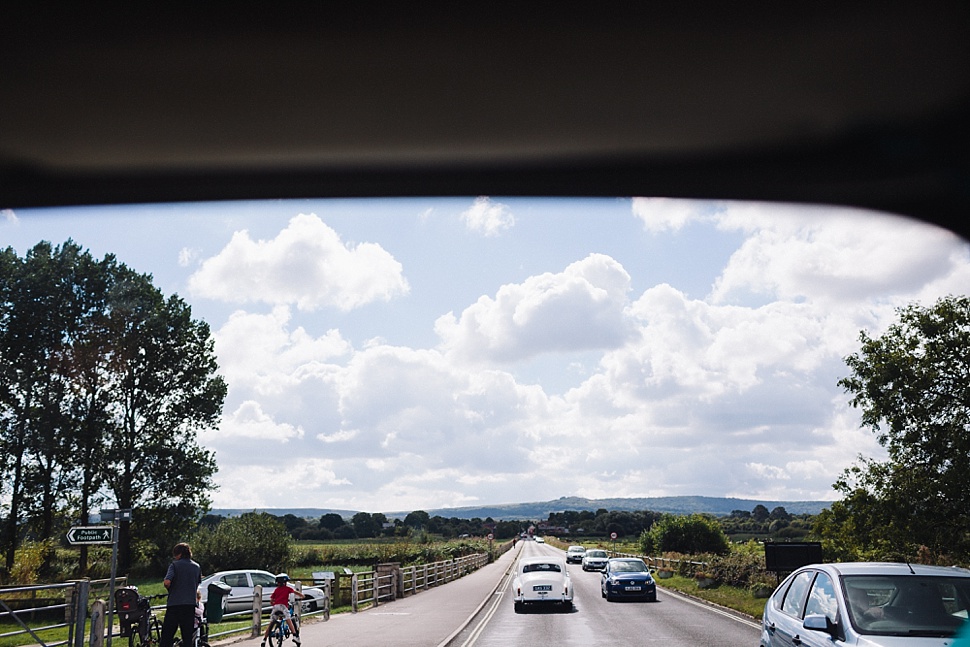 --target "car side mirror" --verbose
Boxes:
[803,614,838,638]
